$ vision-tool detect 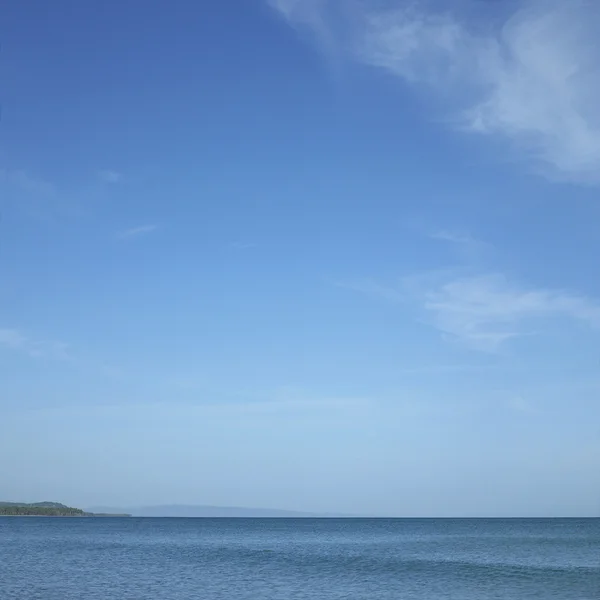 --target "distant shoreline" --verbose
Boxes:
[0,513,132,518]
[0,501,130,518]
[0,514,600,521]
[0,515,130,518]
